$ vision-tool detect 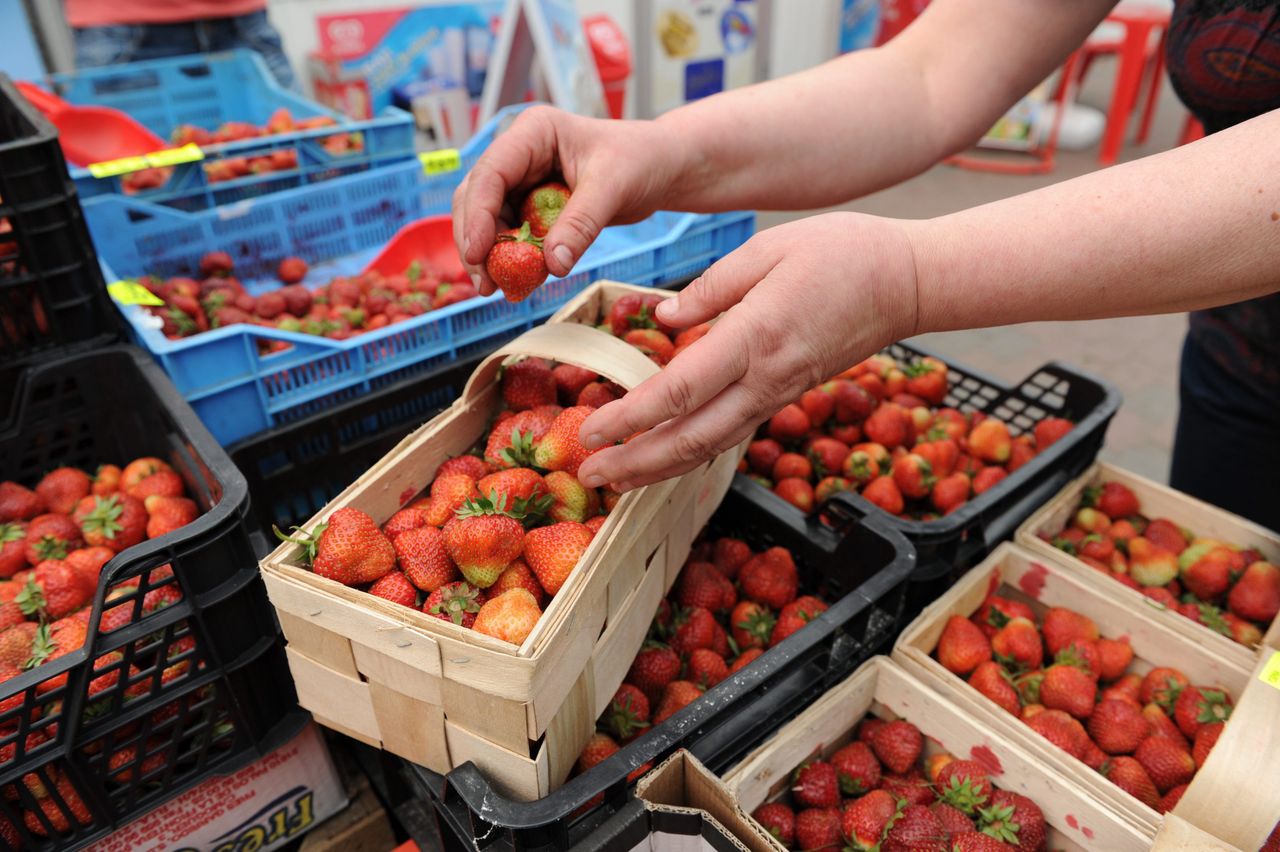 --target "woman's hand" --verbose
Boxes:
[452,106,693,294]
[575,212,923,491]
